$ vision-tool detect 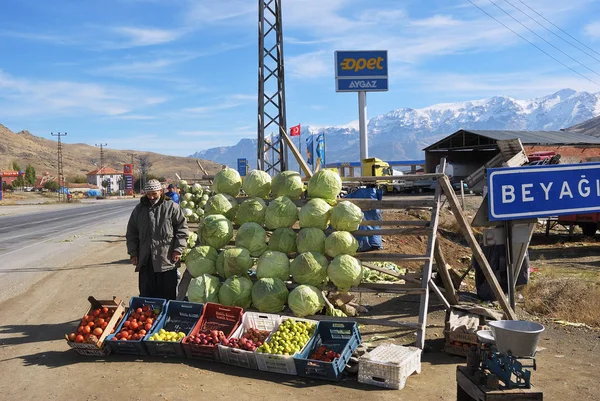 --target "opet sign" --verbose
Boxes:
[334,50,388,92]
